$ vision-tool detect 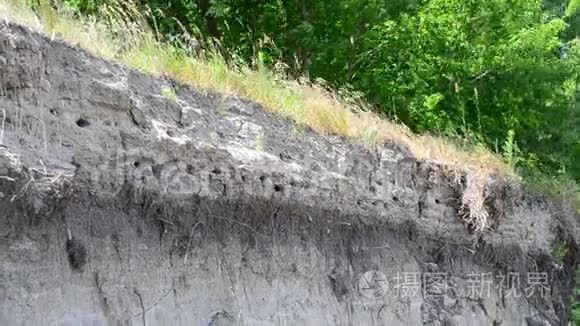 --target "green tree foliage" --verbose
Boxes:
[356,0,579,178]
[60,0,579,183]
